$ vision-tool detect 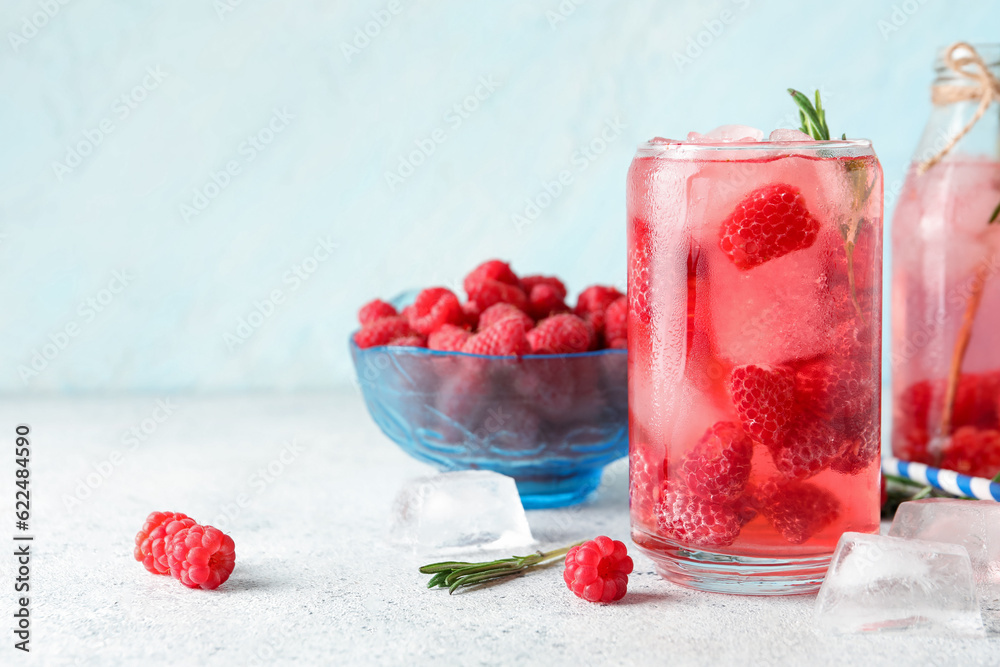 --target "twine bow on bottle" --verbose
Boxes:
[918,42,1000,174]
